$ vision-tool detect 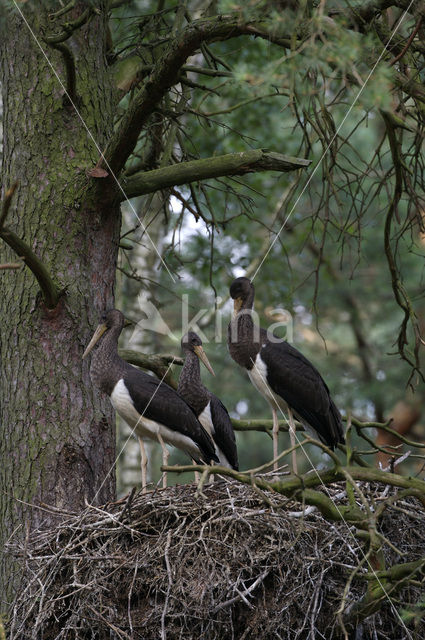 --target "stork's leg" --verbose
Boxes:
[192,460,200,484]
[287,407,298,475]
[272,407,279,472]
[138,437,148,494]
[157,433,169,489]
[209,460,215,484]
